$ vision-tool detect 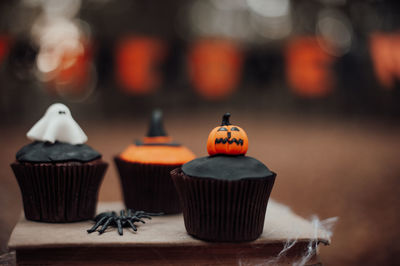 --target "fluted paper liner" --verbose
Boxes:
[171,168,276,242]
[114,157,182,214]
[11,160,107,222]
